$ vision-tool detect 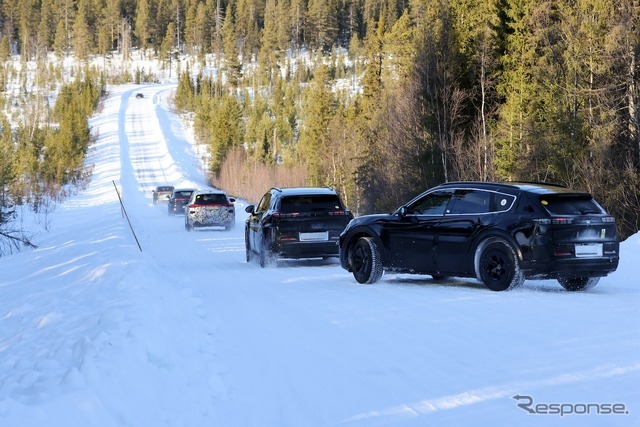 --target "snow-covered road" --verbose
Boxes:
[0,83,638,427]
